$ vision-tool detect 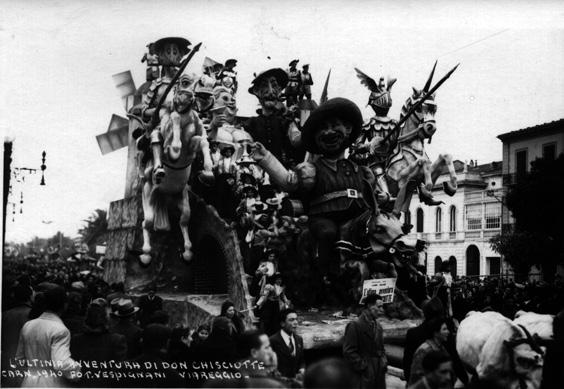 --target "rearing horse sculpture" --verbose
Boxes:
[139,74,213,265]
[386,62,459,214]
